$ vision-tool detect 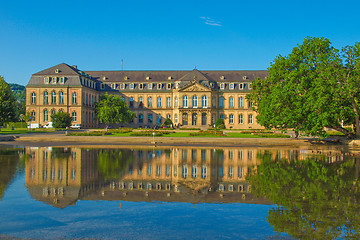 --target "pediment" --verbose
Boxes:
[179,82,211,92]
